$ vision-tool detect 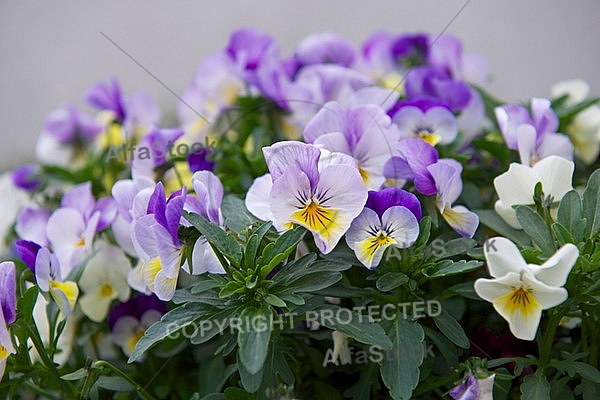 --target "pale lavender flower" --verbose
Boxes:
[246,141,368,253]
[495,98,573,166]
[303,101,400,189]
[293,32,357,69]
[35,248,79,317]
[389,97,458,145]
[450,373,479,400]
[0,262,16,381]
